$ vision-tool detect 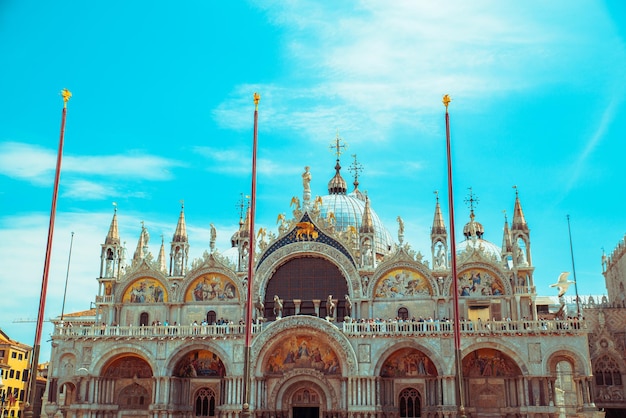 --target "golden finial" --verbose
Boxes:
[253,92,260,110]
[442,94,451,111]
[61,88,72,108]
